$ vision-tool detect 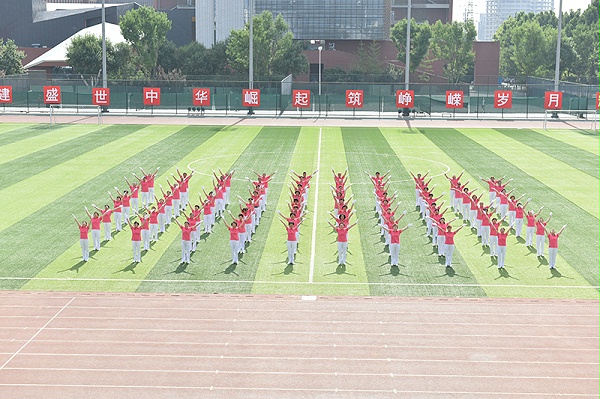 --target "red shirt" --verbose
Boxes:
[147,175,155,188]
[336,227,349,243]
[129,184,139,199]
[444,231,457,245]
[181,226,194,241]
[157,203,166,214]
[203,202,212,214]
[228,226,239,240]
[171,185,181,200]
[79,225,90,239]
[122,195,131,207]
[113,200,122,212]
[130,226,142,241]
[141,180,149,192]
[526,214,536,227]
[535,220,547,235]
[389,229,402,244]
[286,226,298,241]
[90,217,101,230]
[516,207,525,218]
[101,209,113,223]
[140,217,150,230]
[149,211,159,224]
[548,233,559,248]
[180,176,190,191]
[490,221,500,237]
[497,231,509,246]
[164,194,173,207]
